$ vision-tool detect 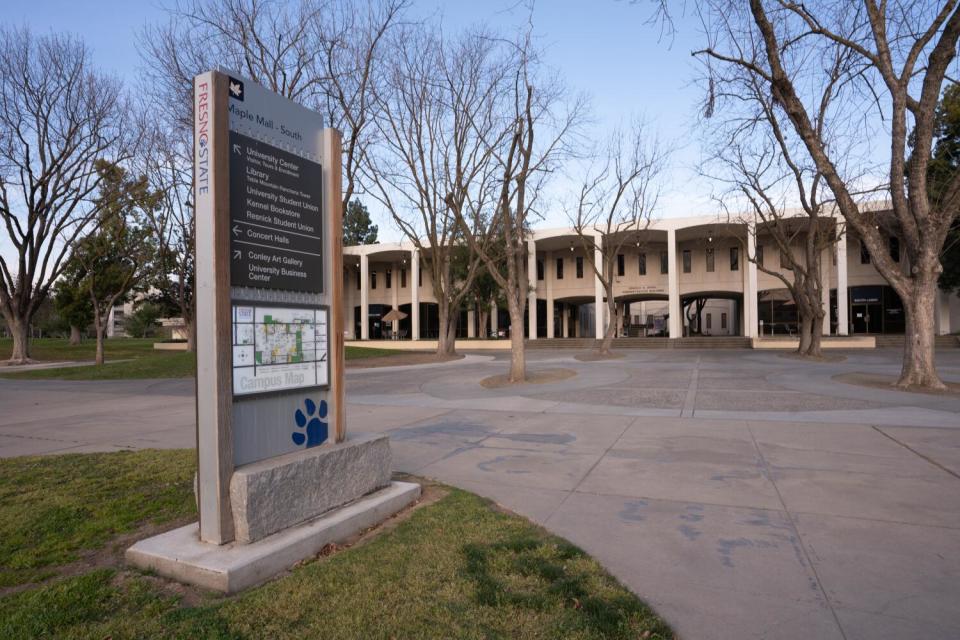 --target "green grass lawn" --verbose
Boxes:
[0,339,405,380]
[0,450,673,640]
